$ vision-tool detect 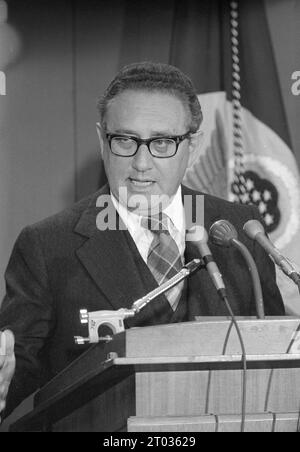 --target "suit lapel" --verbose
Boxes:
[74,185,151,311]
